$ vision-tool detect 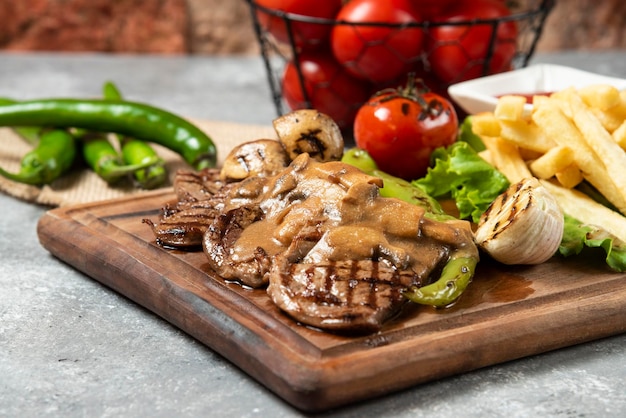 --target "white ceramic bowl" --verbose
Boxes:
[448,64,626,115]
